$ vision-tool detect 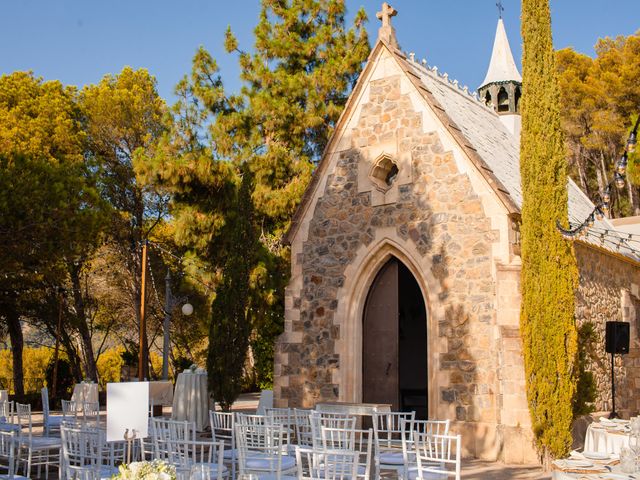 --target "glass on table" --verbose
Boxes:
[189,464,212,480]
[620,446,636,473]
